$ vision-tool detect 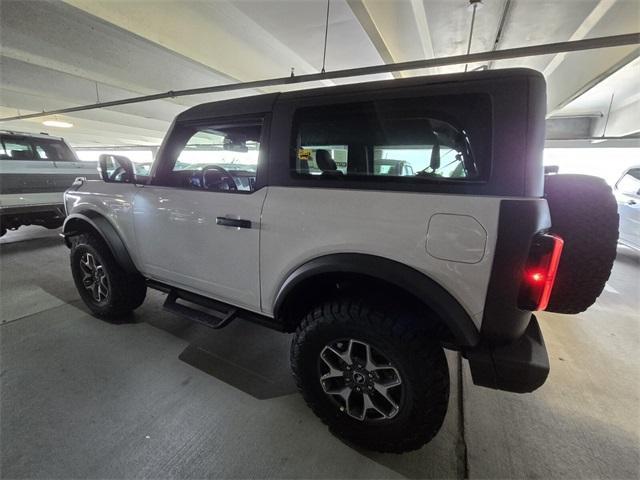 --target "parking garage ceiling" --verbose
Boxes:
[1,0,638,147]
